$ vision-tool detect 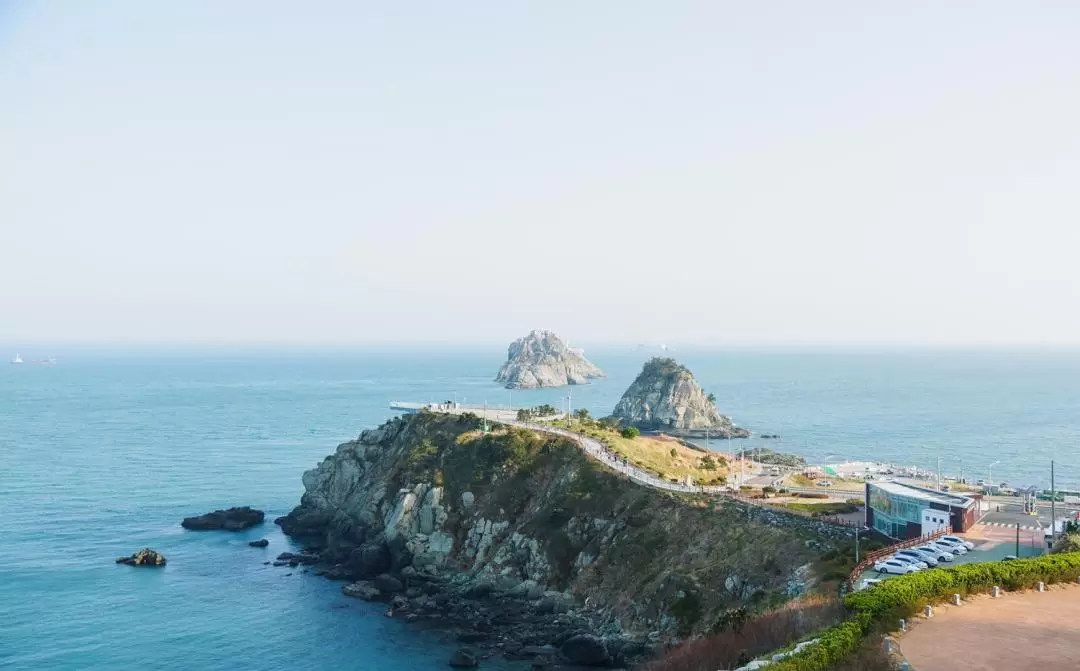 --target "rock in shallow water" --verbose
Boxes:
[342,581,381,601]
[116,548,167,567]
[248,538,269,547]
[560,634,609,666]
[448,648,478,668]
[181,506,265,531]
